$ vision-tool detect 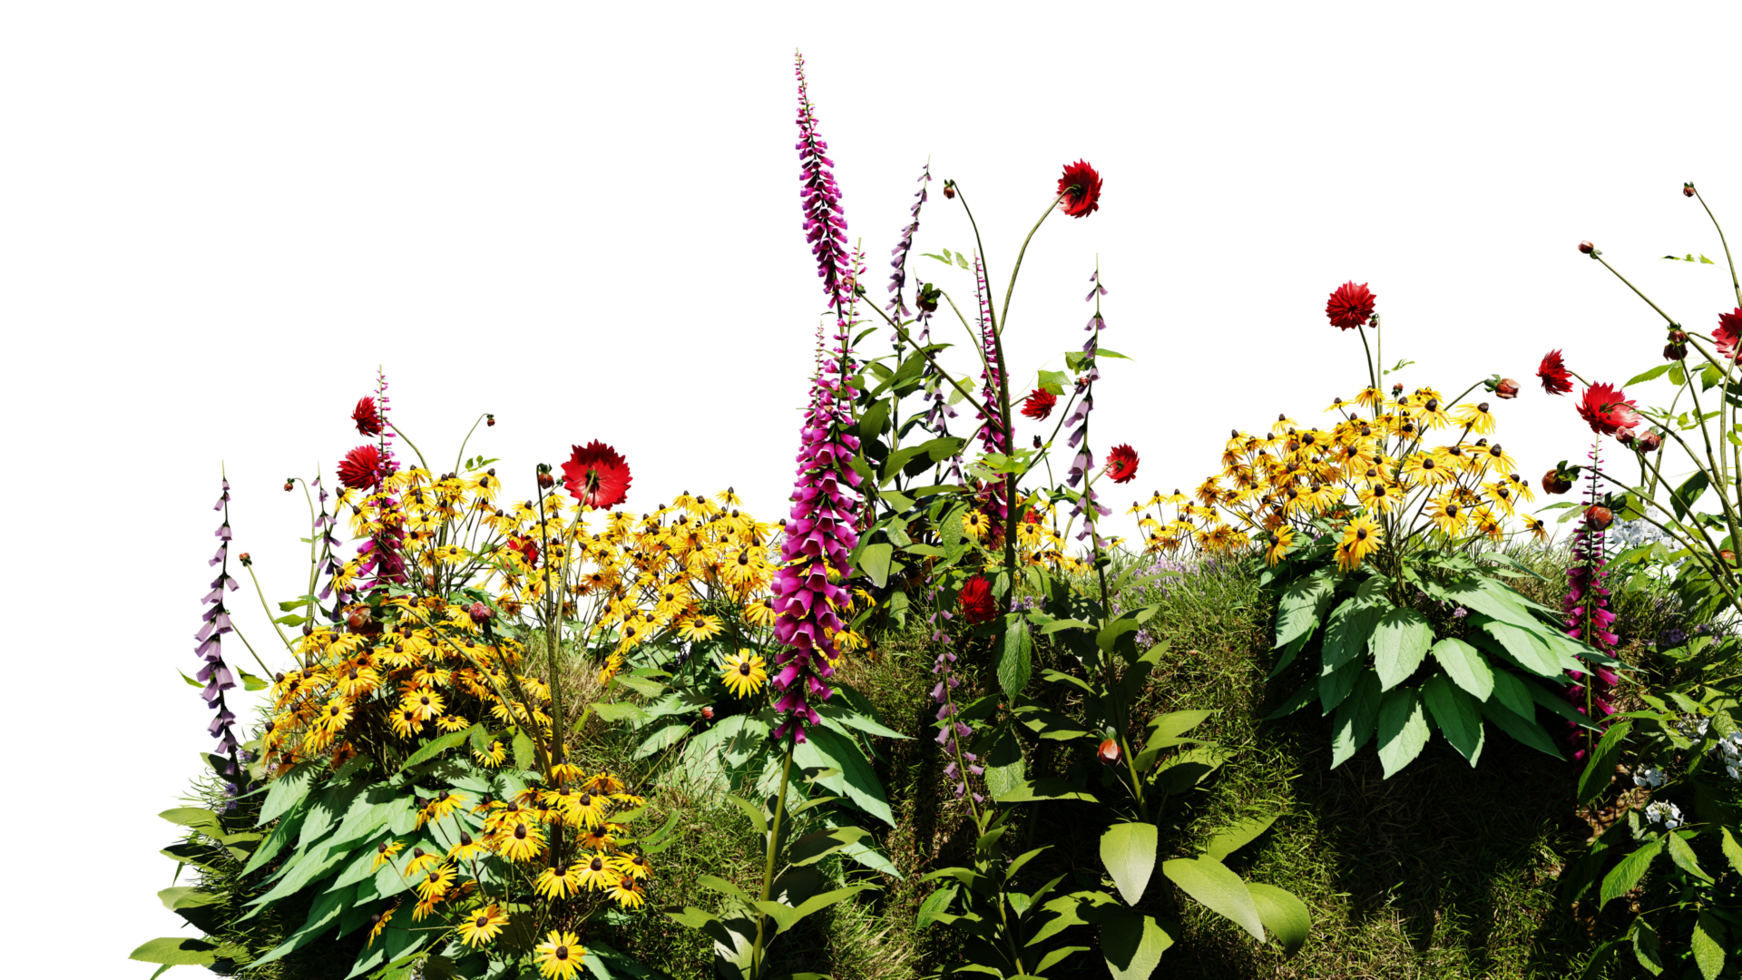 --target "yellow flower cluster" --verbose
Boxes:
[962,499,1090,574]
[1138,386,1545,571]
